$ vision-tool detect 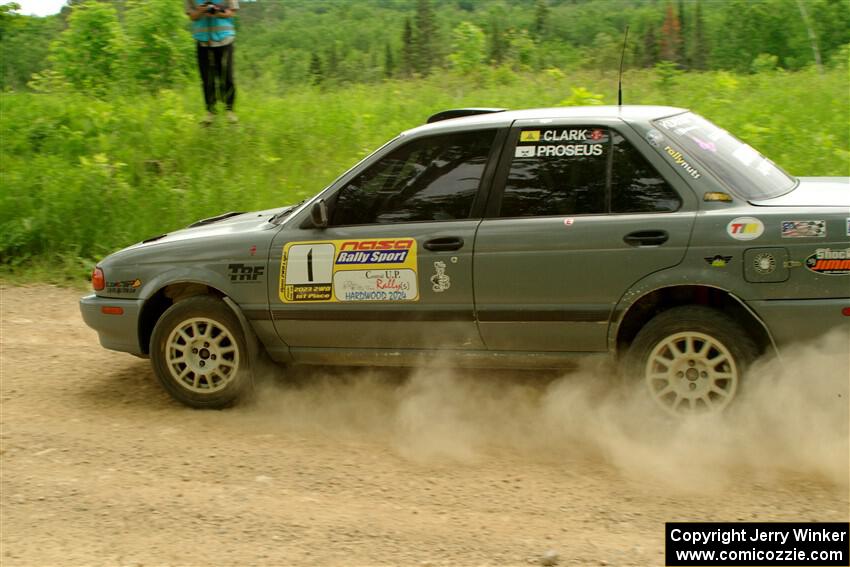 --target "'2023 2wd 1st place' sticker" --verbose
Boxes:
[280,238,419,302]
